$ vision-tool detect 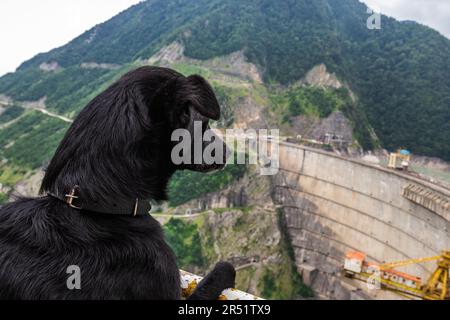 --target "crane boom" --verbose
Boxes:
[343,250,450,300]
[380,255,441,270]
